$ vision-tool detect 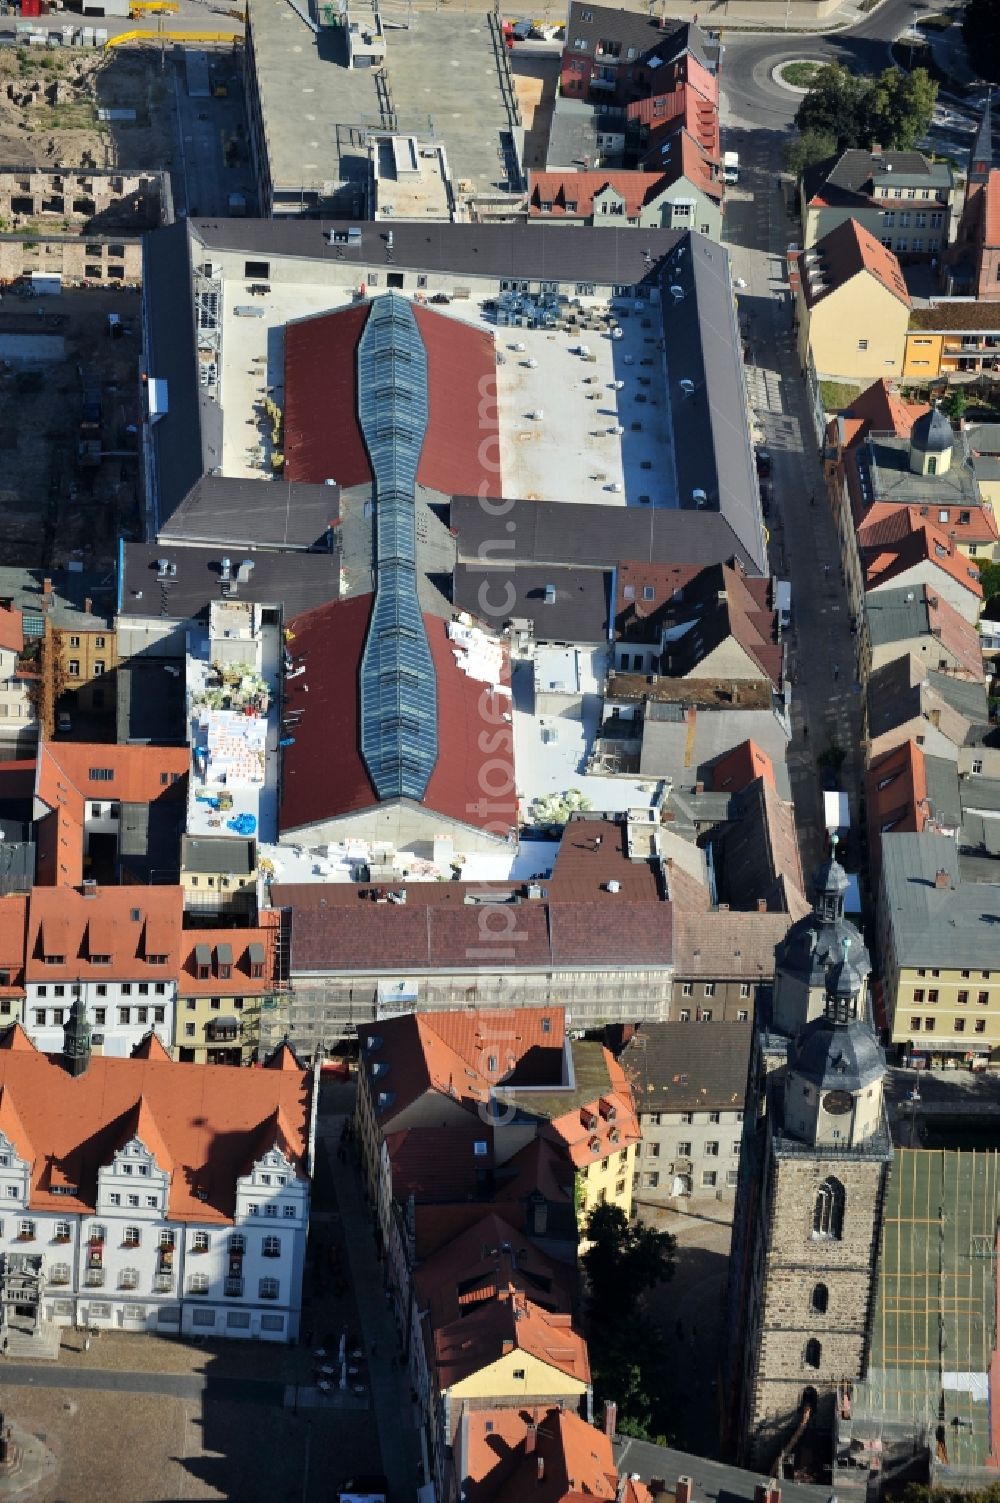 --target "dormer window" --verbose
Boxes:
[91,954,111,966]
[45,955,65,966]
